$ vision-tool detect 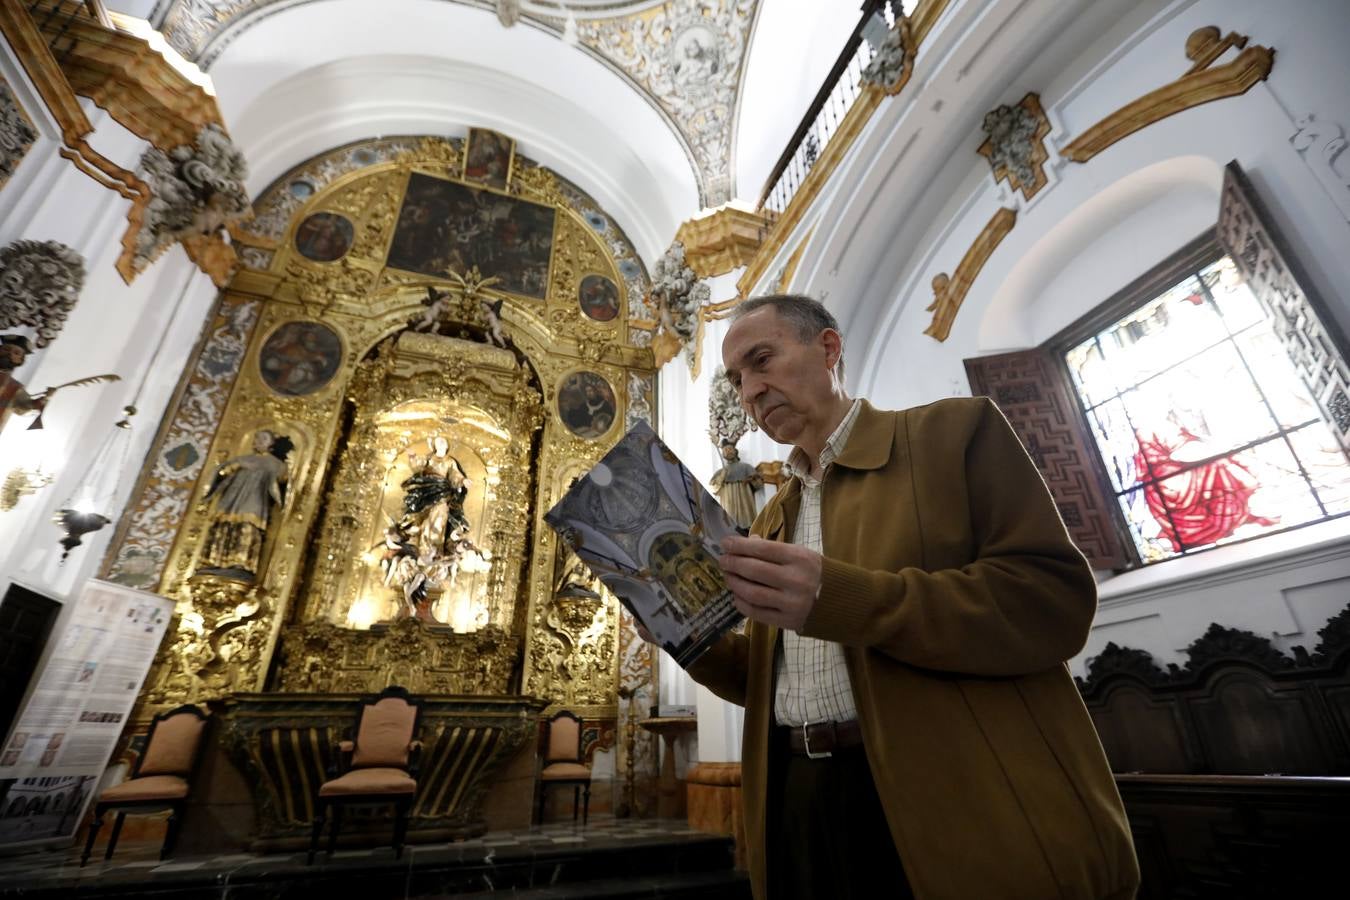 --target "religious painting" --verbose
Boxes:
[386,172,555,300]
[463,128,514,191]
[578,274,620,322]
[258,321,343,397]
[557,371,617,440]
[294,212,354,262]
